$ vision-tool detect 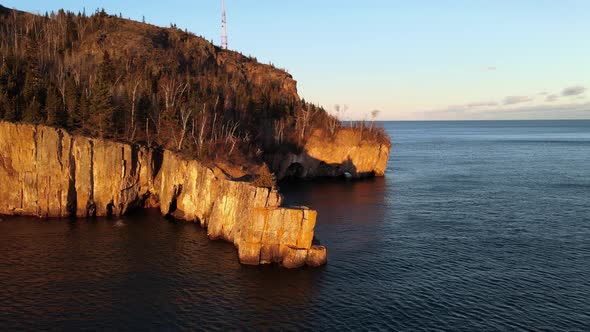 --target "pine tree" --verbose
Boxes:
[0,63,8,119]
[0,92,8,119]
[1,61,19,121]
[64,75,81,128]
[99,51,115,83]
[64,12,78,49]
[45,86,67,127]
[23,97,43,124]
[3,97,19,121]
[90,78,114,137]
[79,92,90,134]
[22,40,47,124]
[1,60,18,100]
[22,71,45,124]
[112,93,128,138]
[88,51,116,137]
